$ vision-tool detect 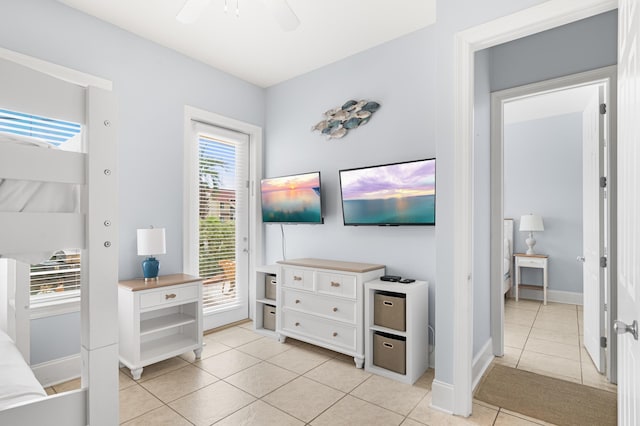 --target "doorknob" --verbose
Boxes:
[614,320,638,340]
[576,256,585,263]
